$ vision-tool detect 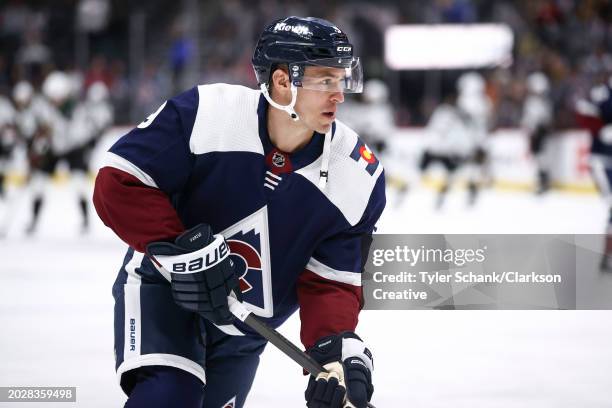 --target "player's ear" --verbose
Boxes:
[271,68,290,101]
